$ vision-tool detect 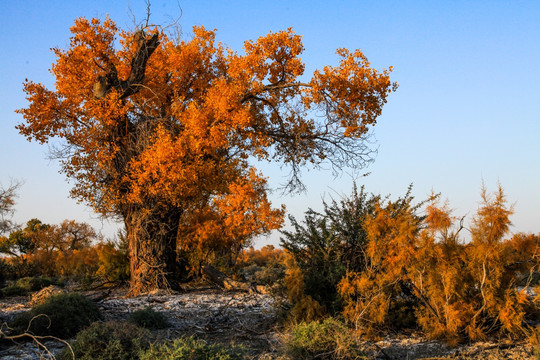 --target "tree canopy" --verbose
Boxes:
[16,16,397,293]
[0,218,98,258]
